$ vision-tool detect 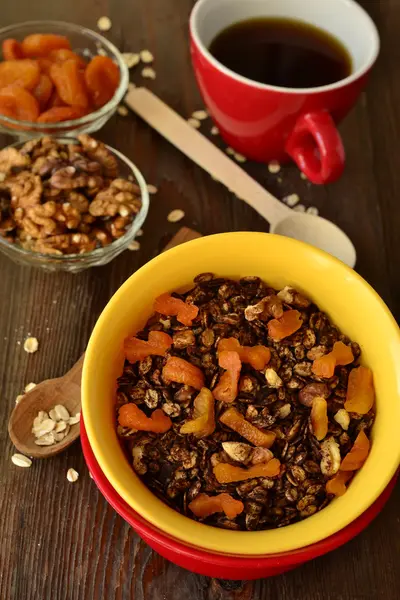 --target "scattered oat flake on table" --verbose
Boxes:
[307,206,319,216]
[117,105,128,117]
[122,52,140,68]
[188,117,201,129]
[293,204,306,212]
[23,337,38,354]
[167,209,185,223]
[141,67,156,79]
[128,240,141,251]
[97,16,112,31]
[226,147,235,155]
[234,153,246,163]
[192,110,208,120]
[12,454,32,468]
[283,193,300,207]
[268,160,281,174]
[136,228,143,237]
[147,184,158,194]
[67,468,79,482]
[140,49,154,63]
[300,172,308,180]
[211,126,219,136]
[24,382,36,393]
